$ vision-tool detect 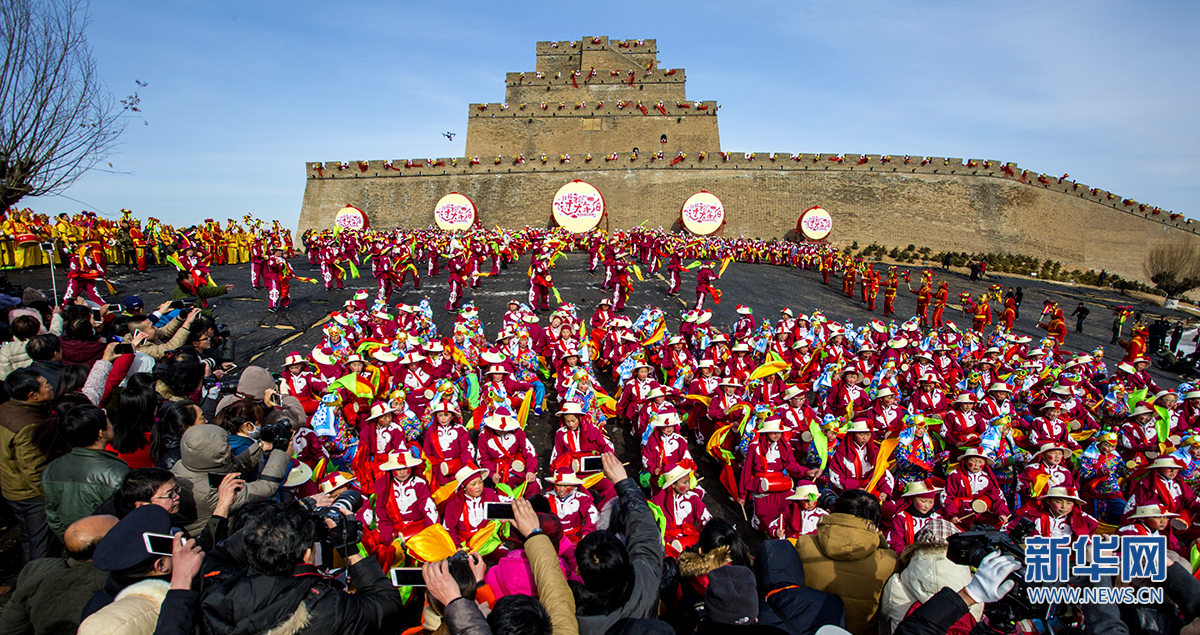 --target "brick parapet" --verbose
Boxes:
[303,153,1192,233]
